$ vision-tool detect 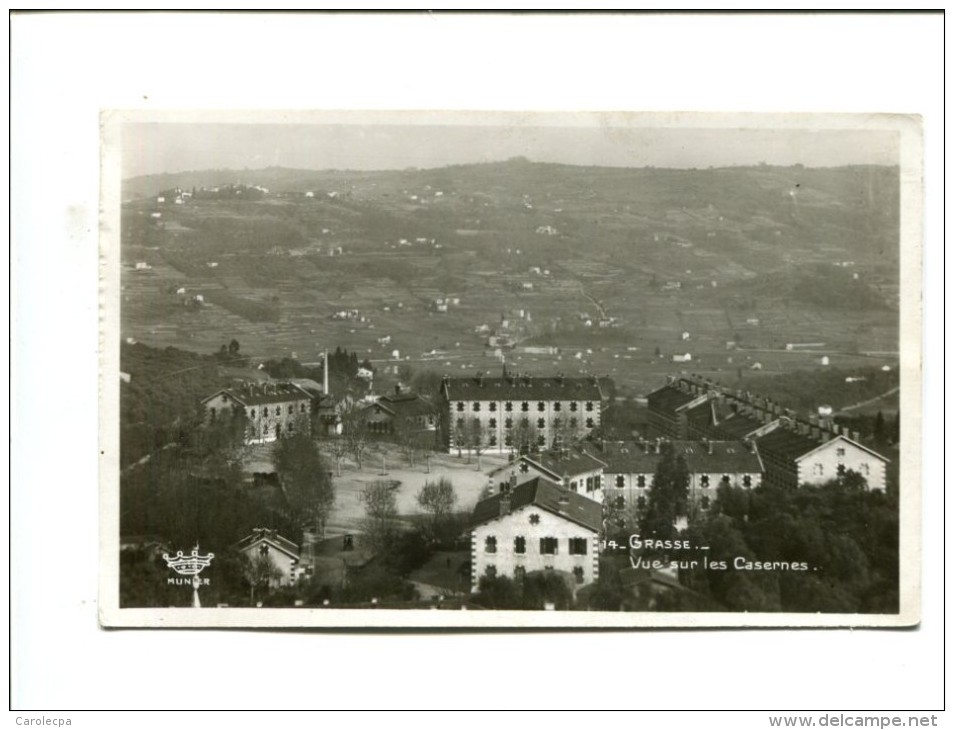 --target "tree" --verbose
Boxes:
[272,430,335,539]
[328,436,348,477]
[360,480,400,552]
[466,418,485,468]
[341,403,370,468]
[241,551,283,606]
[416,477,457,540]
[228,338,241,357]
[638,444,690,547]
